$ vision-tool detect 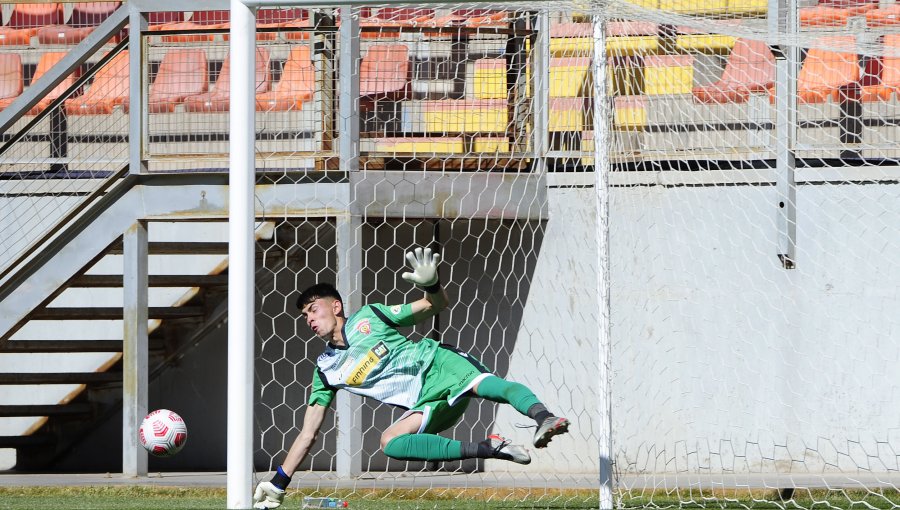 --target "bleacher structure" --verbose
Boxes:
[0,3,897,510]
